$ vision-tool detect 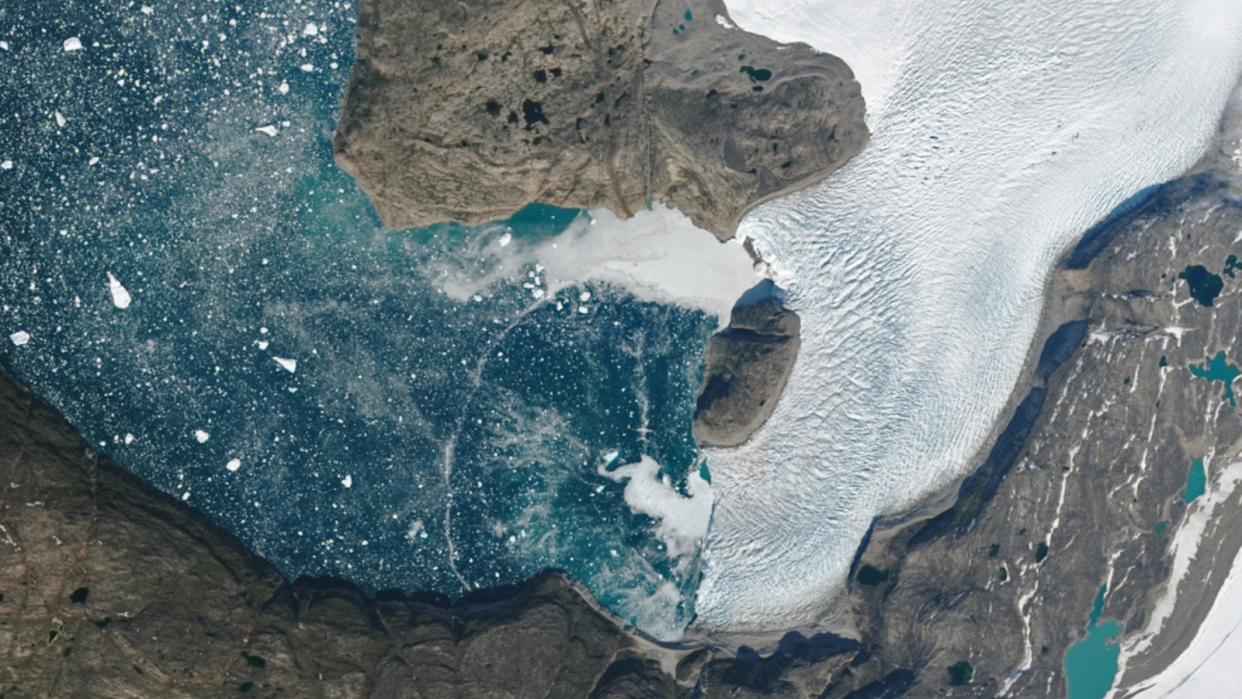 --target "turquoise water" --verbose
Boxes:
[1064,586,1122,699]
[0,0,716,639]
[1190,352,1240,407]
[1184,458,1207,503]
